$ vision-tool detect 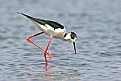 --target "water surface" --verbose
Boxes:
[0,0,121,81]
